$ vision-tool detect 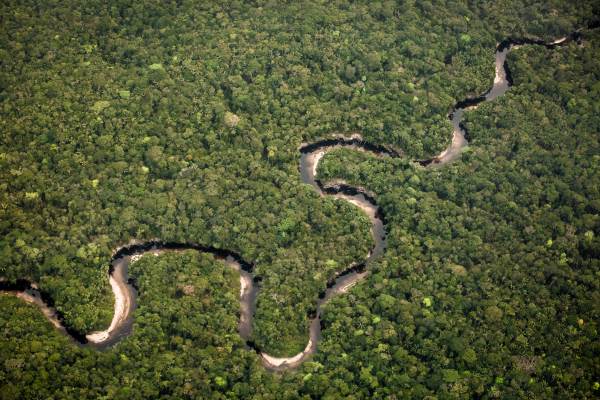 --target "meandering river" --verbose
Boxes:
[0,31,584,370]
